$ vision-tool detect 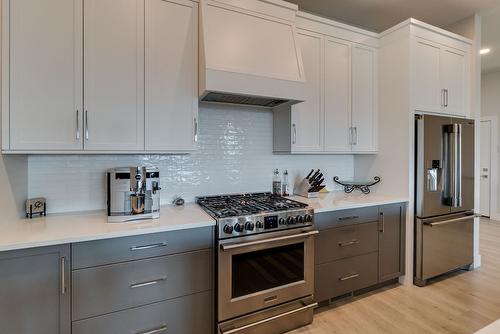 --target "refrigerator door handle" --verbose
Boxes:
[423,214,478,227]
